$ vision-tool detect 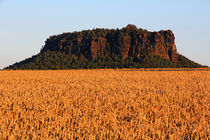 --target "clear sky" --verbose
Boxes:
[0,0,209,69]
